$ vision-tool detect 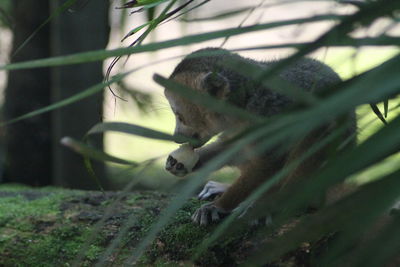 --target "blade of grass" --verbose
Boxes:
[86,121,200,146]
[370,103,387,124]
[0,7,13,28]
[61,137,138,165]
[0,72,131,127]
[121,21,151,41]
[349,216,400,267]
[192,122,351,260]
[82,156,104,192]
[121,111,293,264]
[232,35,400,51]
[253,0,400,85]
[265,92,399,214]
[118,0,169,9]
[12,0,78,58]
[181,0,334,22]
[153,74,262,123]
[163,0,210,24]
[248,167,400,265]
[384,100,389,118]
[220,56,318,106]
[71,159,158,267]
[125,49,400,265]
[121,0,196,41]
[192,53,400,258]
[123,51,398,261]
[106,0,183,97]
[0,14,344,71]
[180,6,259,22]
[246,110,400,256]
